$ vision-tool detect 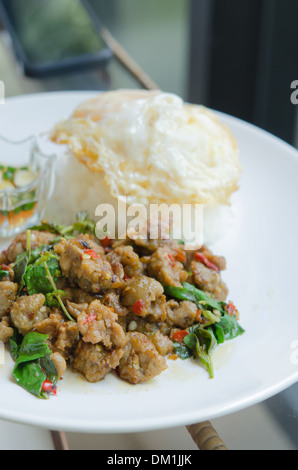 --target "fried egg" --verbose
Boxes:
[51,89,241,207]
